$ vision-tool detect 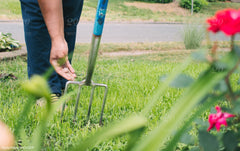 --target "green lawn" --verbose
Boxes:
[200,2,240,16]
[0,0,21,19]
[1,0,240,23]
[0,43,210,150]
[1,40,240,150]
